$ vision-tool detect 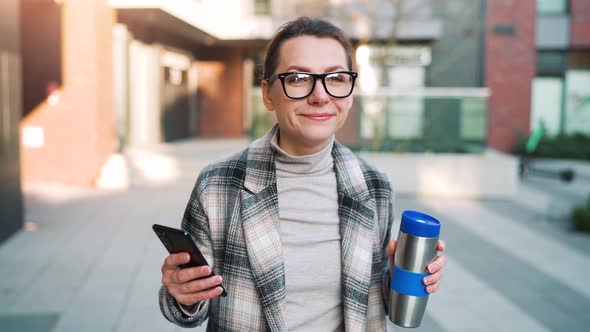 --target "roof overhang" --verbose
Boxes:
[109,0,276,41]
[116,8,218,45]
[109,0,442,44]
